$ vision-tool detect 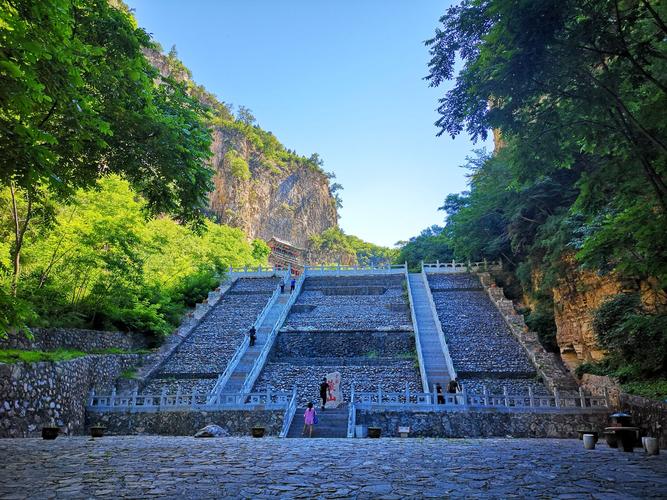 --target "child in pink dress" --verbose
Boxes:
[302,402,317,437]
